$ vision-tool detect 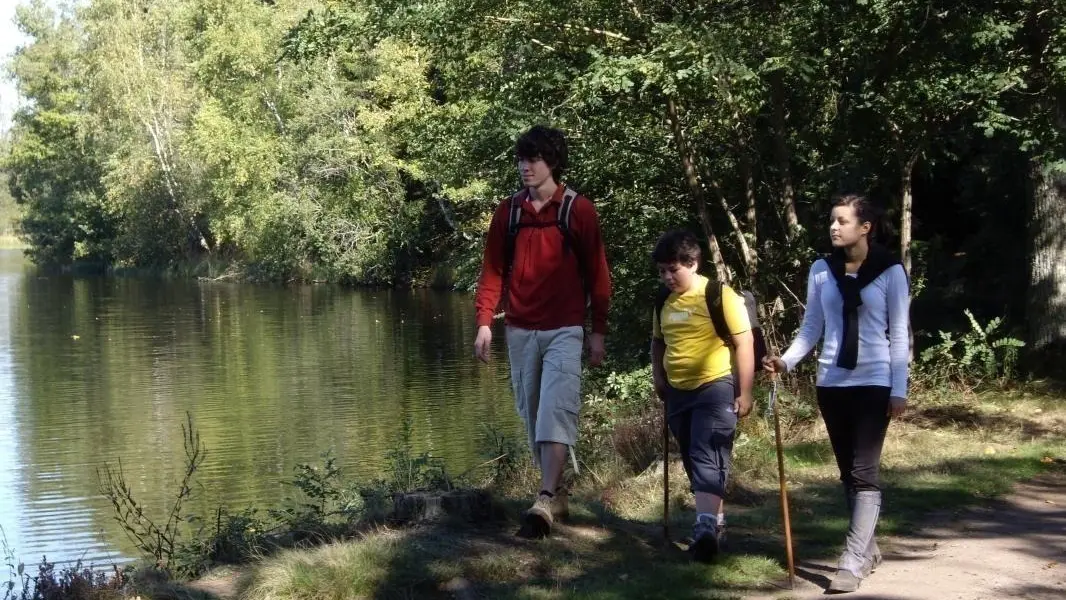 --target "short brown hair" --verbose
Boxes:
[652,230,701,266]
